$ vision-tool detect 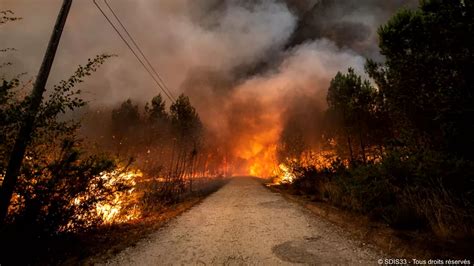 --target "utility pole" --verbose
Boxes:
[0,0,73,224]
